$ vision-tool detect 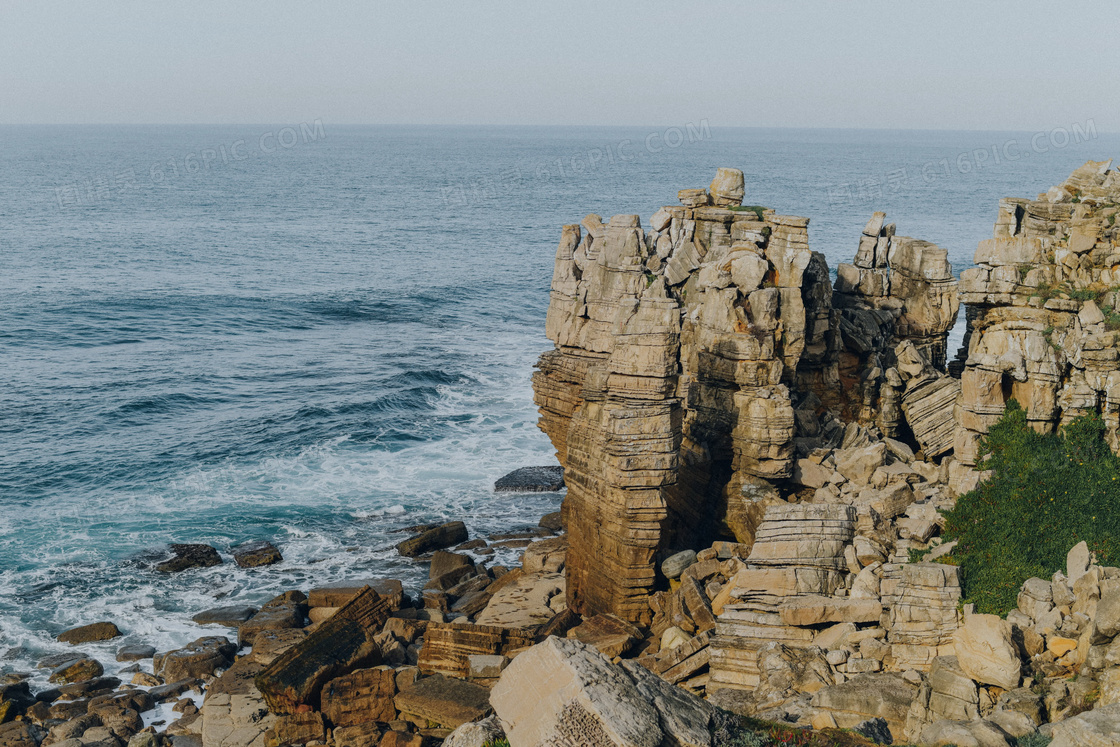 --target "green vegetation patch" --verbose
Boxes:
[940,400,1120,614]
[729,205,768,221]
